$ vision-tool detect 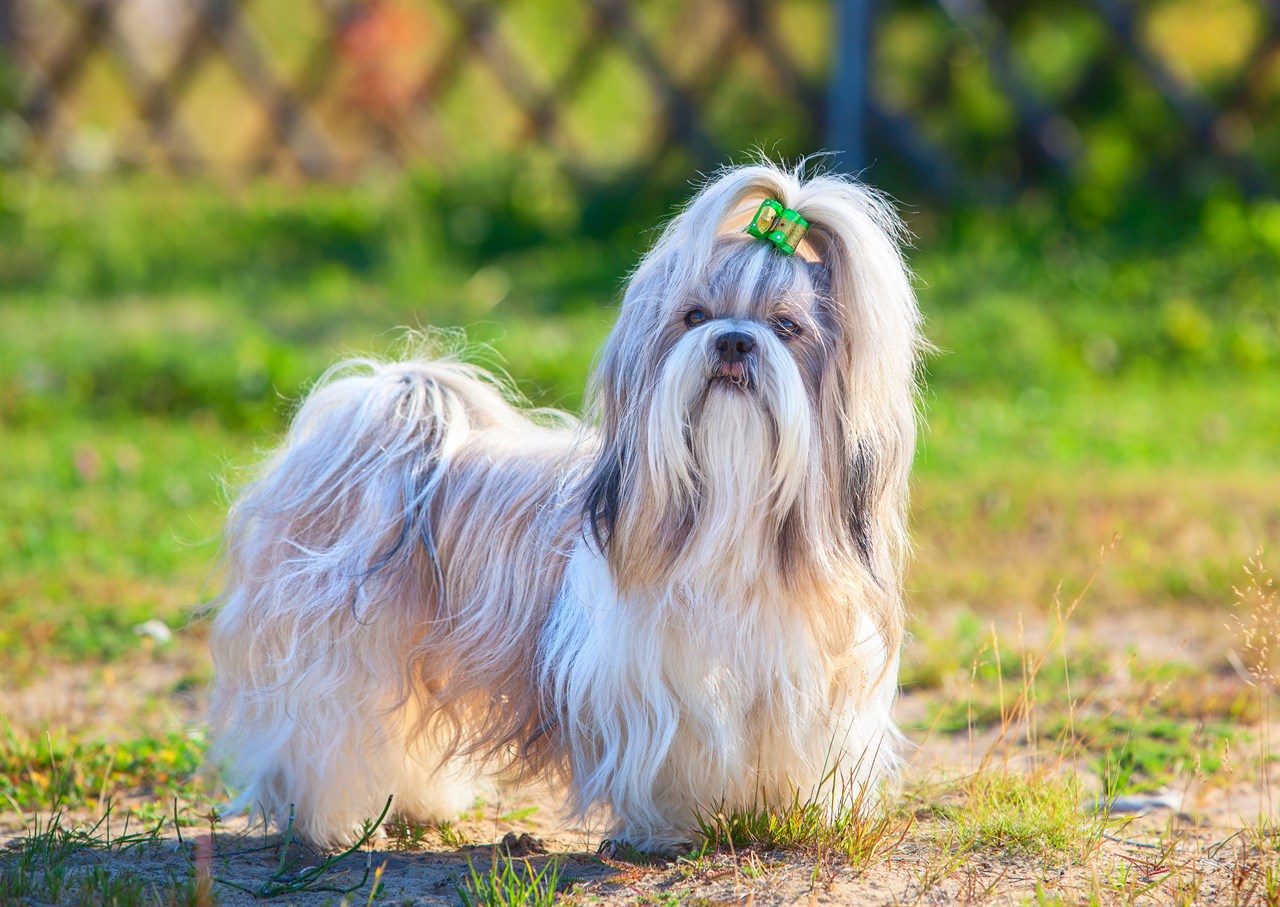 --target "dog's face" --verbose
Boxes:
[585,236,857,596]
[659,237,832,402]
[581,168,922,614]
[644,239,830,541]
